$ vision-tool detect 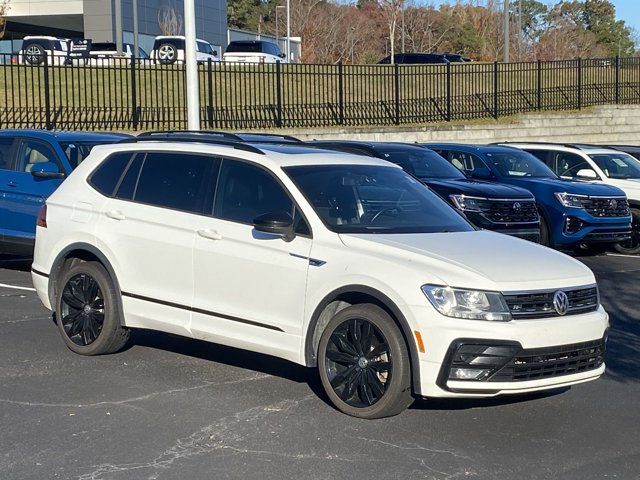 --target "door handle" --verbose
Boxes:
[7,181,17,187]
[197,229,223,241]
[105,210,126,221]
